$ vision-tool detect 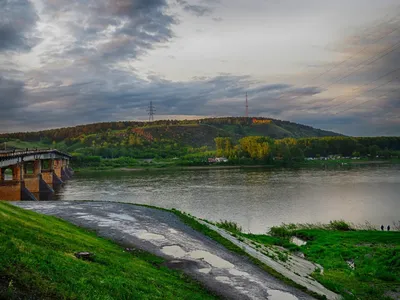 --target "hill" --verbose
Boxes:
[2,117,399,168]
[0,117,340,151]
